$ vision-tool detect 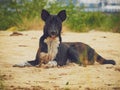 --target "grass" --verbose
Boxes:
[16,16,44,31]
